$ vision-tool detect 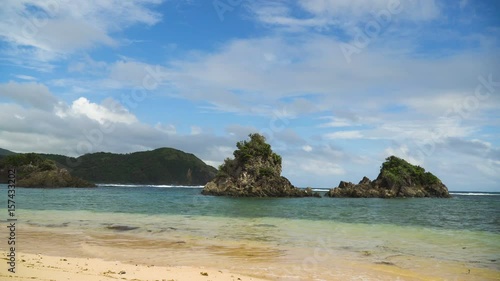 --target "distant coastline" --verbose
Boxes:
[0,147,217,187]
[2,146,497,194]
[92,184,500,197]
